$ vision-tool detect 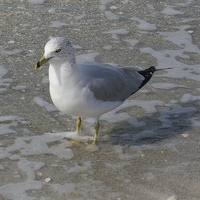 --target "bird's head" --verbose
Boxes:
[34,37,75,70]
